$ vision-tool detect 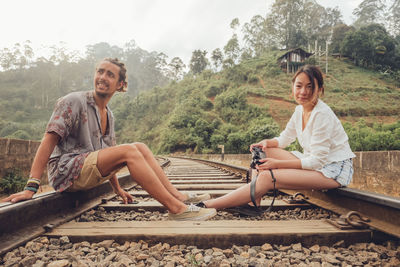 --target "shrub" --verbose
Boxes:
[0,168,27,194]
